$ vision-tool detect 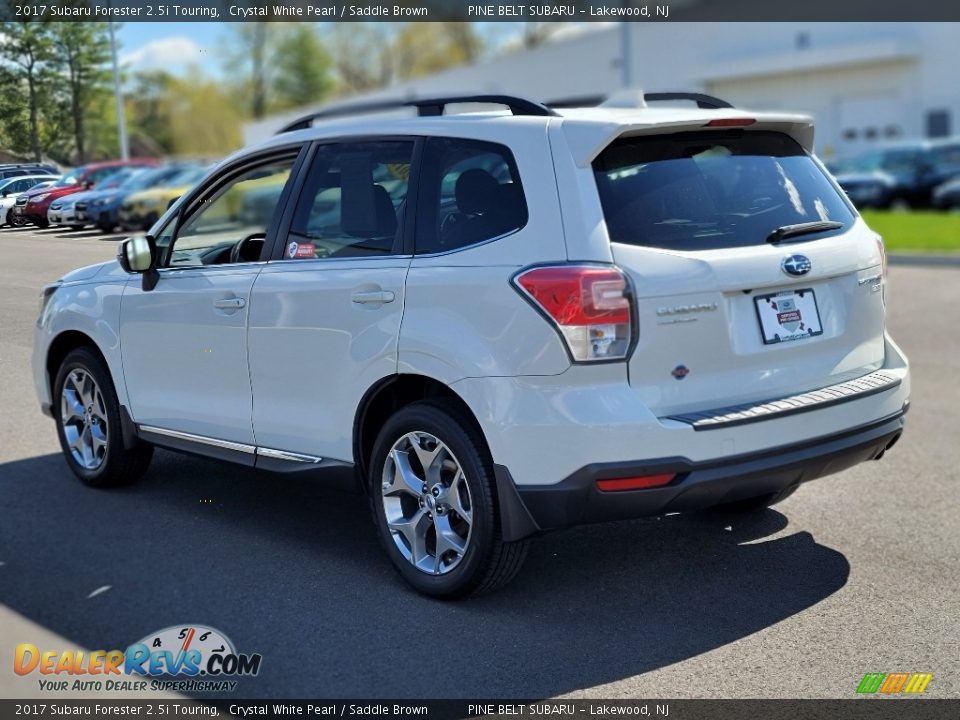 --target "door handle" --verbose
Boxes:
[351,290,395,305]
[214,297,246,310]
